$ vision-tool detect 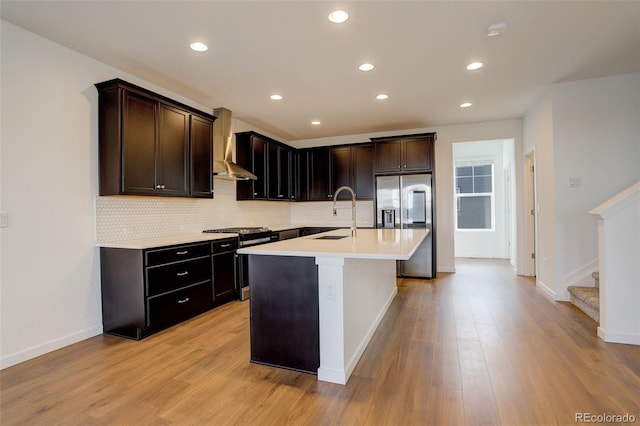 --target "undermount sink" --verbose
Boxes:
[314,235,349,240]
